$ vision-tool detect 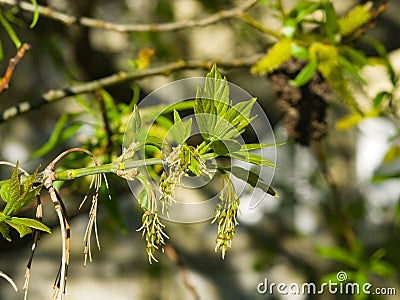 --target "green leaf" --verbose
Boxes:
[324,1,338,44]
[210,140,242,156]
[10,217,51,233]
[169,110,192,144]
[32,113,83,158]
[289,1,321,22]
[125,105,142,146]
[289,58,317,87]
[362,36,397,85]
[145,135,165,149]
[2,163,21,215]
[30,0,40,28]
[339,56,367,84]
[242,142,285,151]
[373,91,391,108]
[340,46,369,67]
[194,65,230,141]
[384,145,400,163]
[3,165,42,216]
[227,166,278,197]
[336,110,379,130]
[0,222,11,241]
[0,10,21,49]
[291,44,309,60]
[230,152,275,168]
[317,246,359,267]
[6,219,32,238]
[188,156,201,176]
